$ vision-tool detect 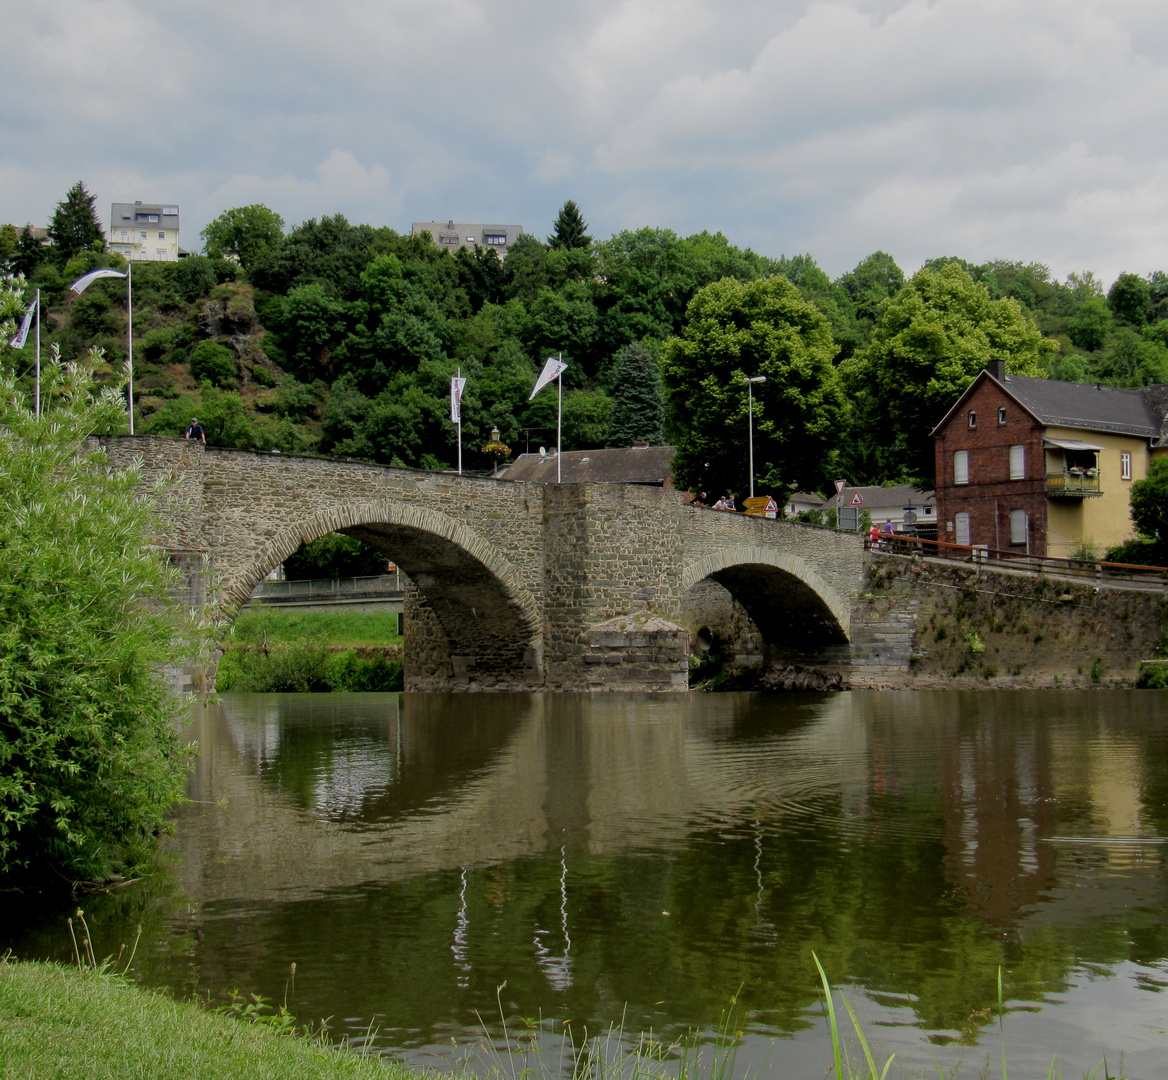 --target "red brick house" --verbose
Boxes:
[932,361,1168,557]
